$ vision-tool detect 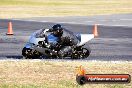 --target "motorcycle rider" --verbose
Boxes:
[46,24,63,49]
[45,24,79,58]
